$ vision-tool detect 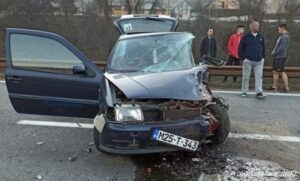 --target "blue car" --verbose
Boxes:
[5,15,230,154]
